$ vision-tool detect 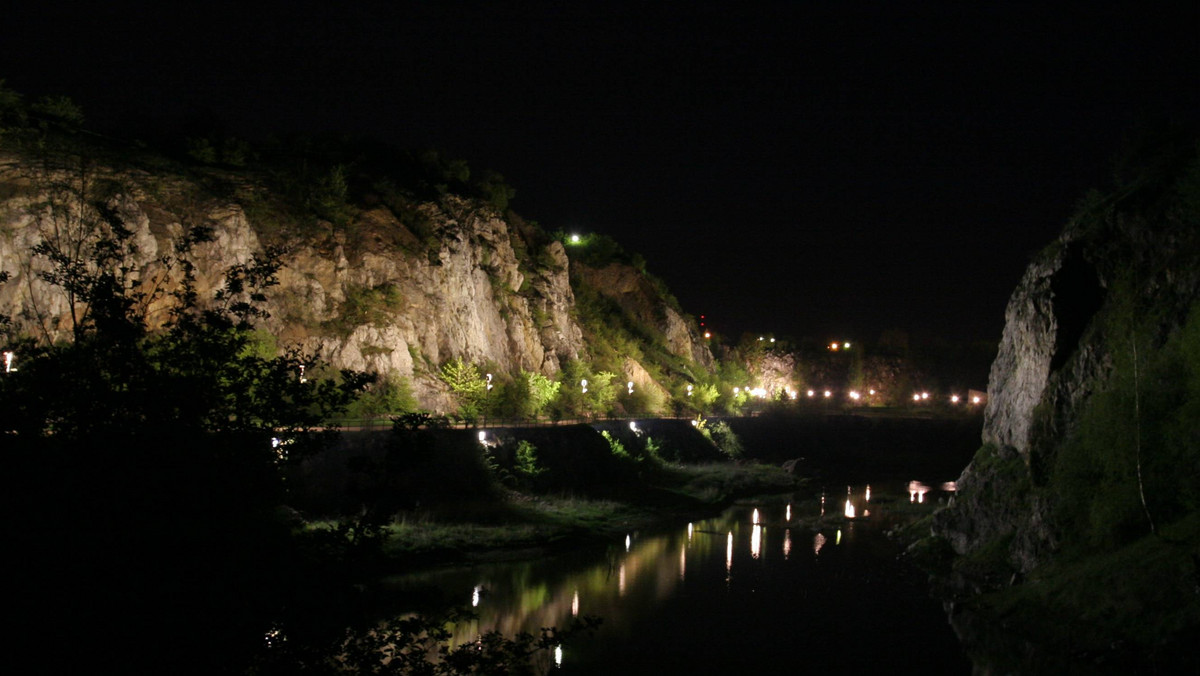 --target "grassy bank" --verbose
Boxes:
[302,460,801,566]
[285,414,985,572]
